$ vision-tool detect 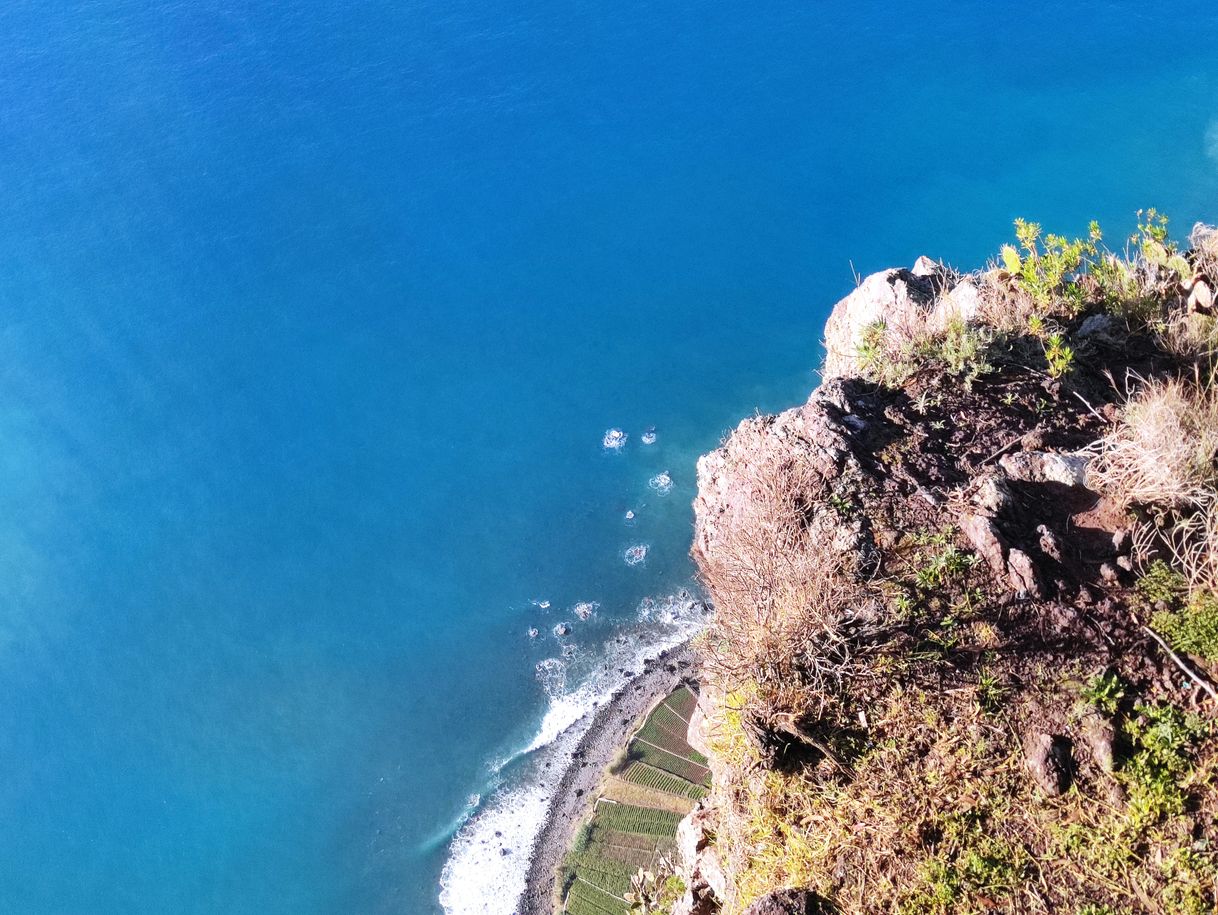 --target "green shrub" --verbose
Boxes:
[1002,218,1098,314]
[1043,332,1075,378]
[1138,560,1188,608]
[1153,590,1218,661]
[1080,671,1125,715]
[1121,703,1206,827]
